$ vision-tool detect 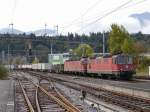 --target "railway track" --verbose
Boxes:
[14,73,82,112]
[134,76,150,80]
[15,79,35,112]
[29,71,150,112]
